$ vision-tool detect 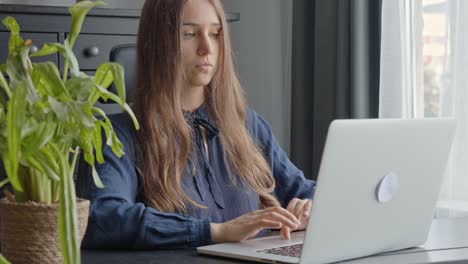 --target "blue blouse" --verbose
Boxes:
[77,106,316,249]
